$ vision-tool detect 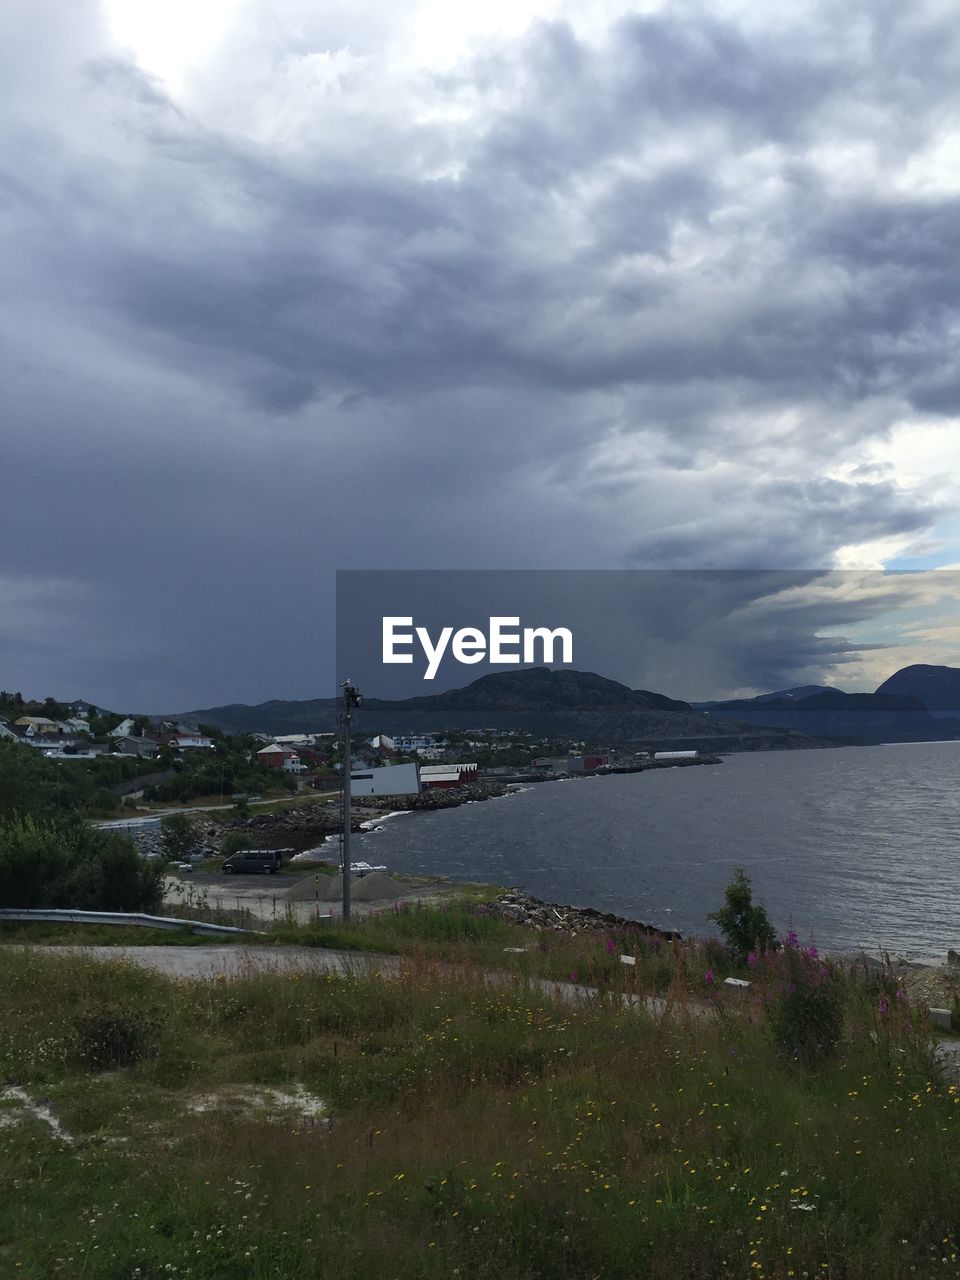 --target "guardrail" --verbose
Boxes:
[95,817,162,829]
[0,908,262,937]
